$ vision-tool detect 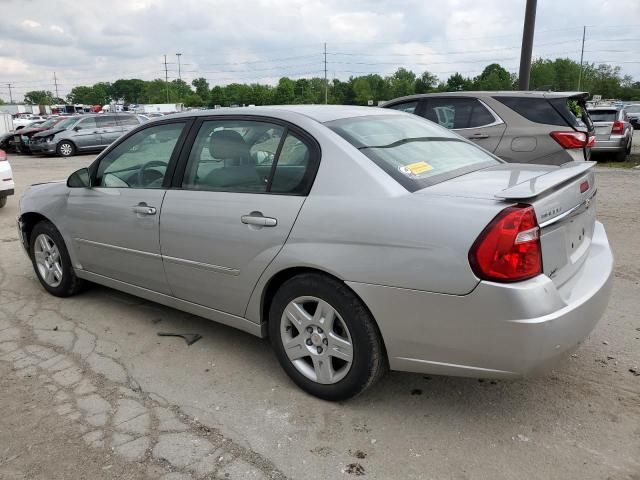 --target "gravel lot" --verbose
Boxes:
[0,153,638,480]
